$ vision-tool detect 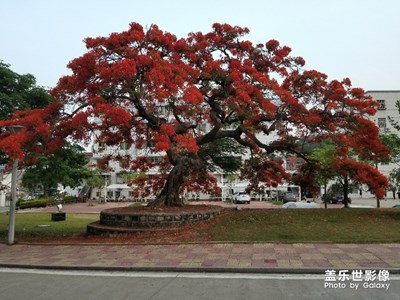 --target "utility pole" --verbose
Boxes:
[8,159,18,244]
[7,125,23,245]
